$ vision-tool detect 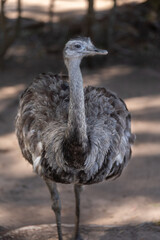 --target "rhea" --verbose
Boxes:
[16,37,134,240]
